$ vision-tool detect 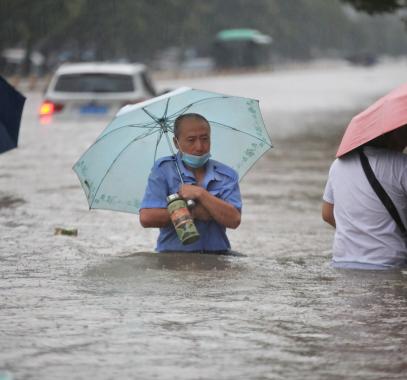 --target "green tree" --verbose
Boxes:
[0,0,83,75]
[1,0,406,74]
[341,0,407,14]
